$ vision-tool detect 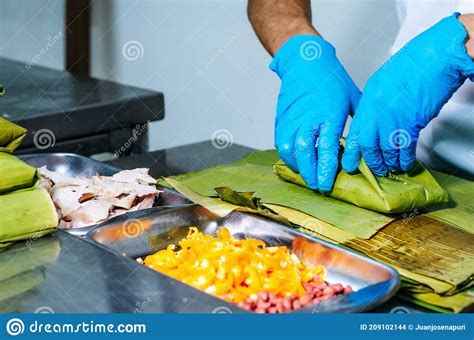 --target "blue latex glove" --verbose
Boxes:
[270,35,361,191]
[342,13,474,176]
